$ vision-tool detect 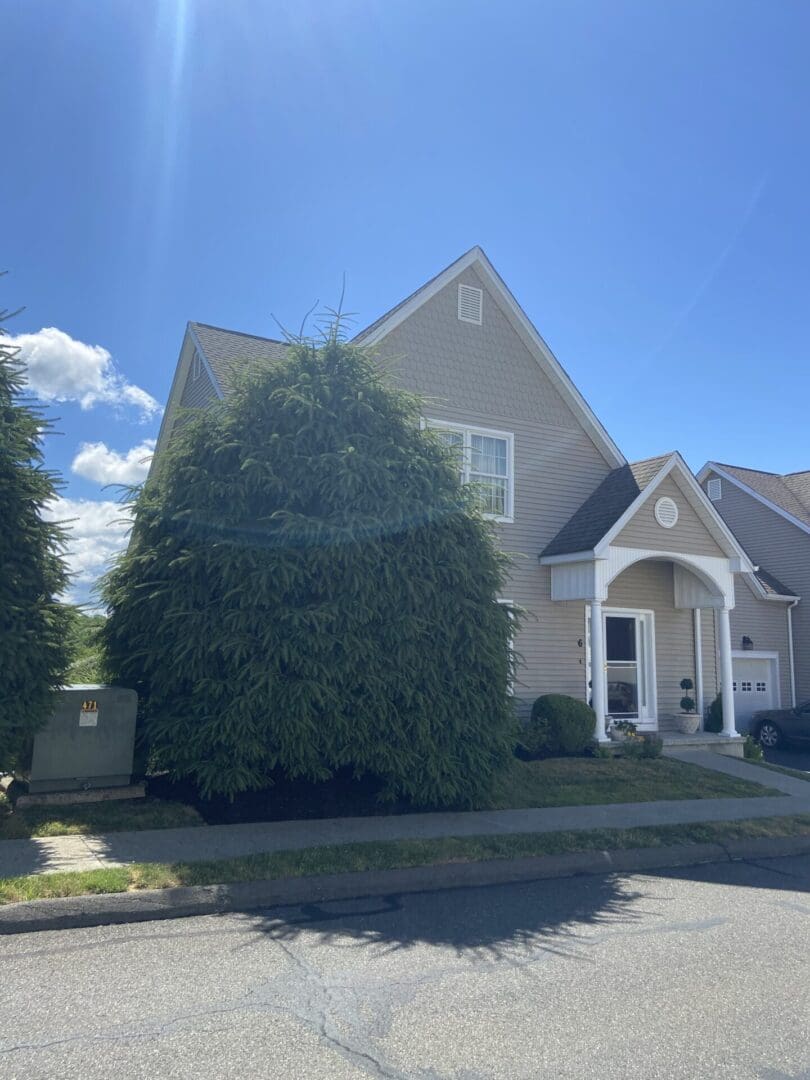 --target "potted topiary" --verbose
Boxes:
[676,678,700,733]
